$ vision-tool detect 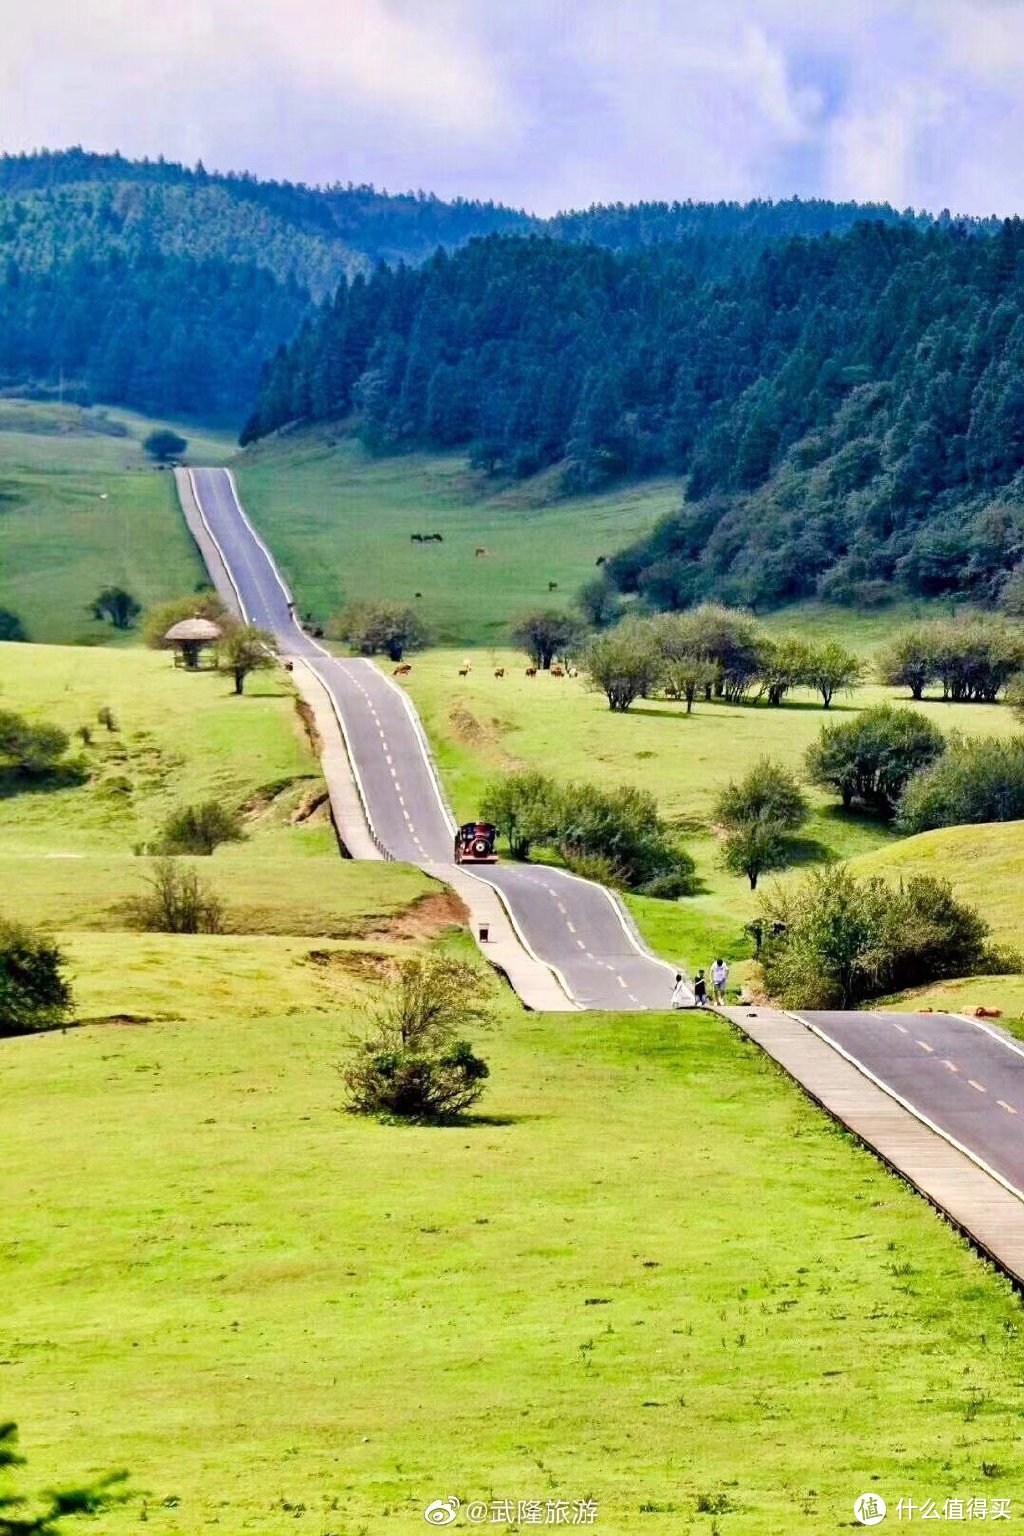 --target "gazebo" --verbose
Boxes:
[164,615,223,670]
